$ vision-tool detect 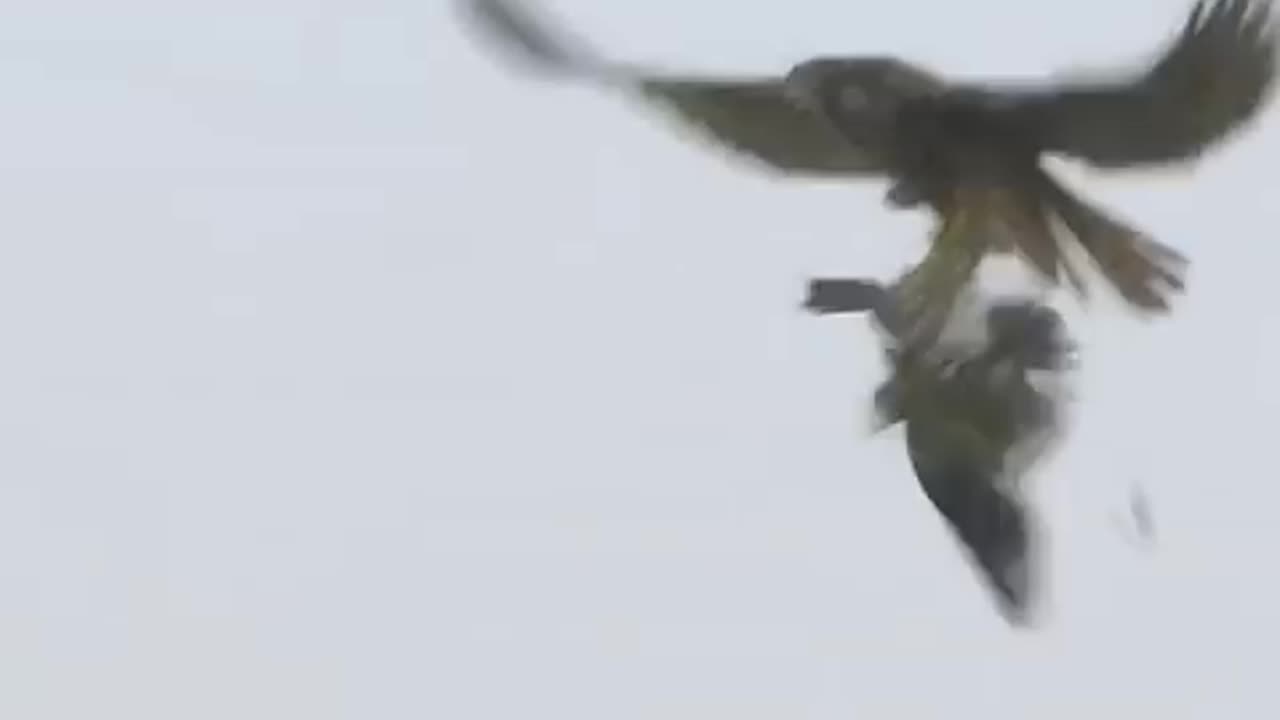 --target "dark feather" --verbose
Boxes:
[906,423,1039,626]
[996,0,1278,168]
[803,277,887,315]
[460,0,886,175]
[458,0,598,76]
[636,79,890,174]
[984,301,1077,372]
